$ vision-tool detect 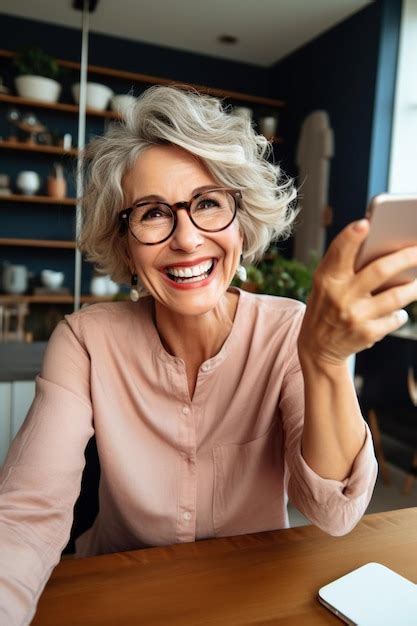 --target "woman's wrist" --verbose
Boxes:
[298,345,351,381]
